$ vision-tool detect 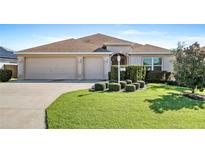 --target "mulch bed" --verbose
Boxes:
[183,92,205,101]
